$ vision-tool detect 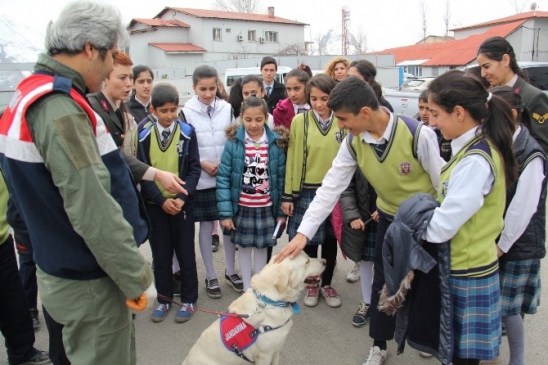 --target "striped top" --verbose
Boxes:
[238,137,272,207]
